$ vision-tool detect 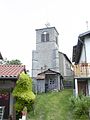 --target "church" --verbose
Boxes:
[32,26,73,93]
